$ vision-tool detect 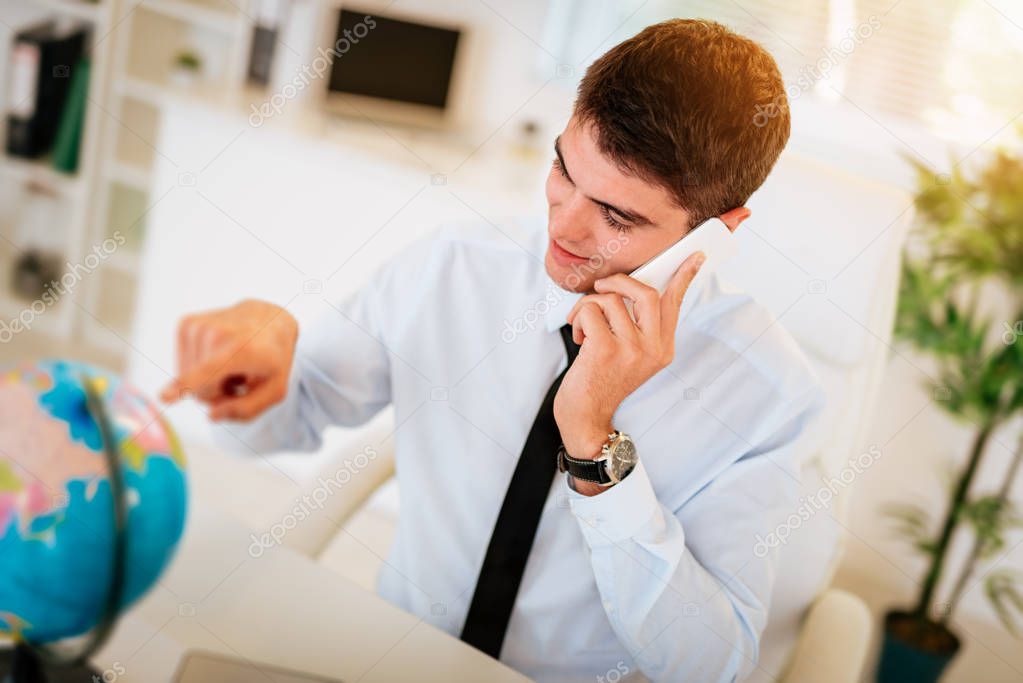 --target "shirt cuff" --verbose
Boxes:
[566,459,660,547]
